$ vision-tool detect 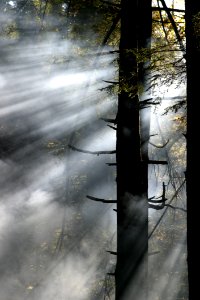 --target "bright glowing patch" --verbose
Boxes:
[8,1,17,8]
[0,74,6,88]
[62,3,68,11]
[28,190,51,207]
[48,73,88,89]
